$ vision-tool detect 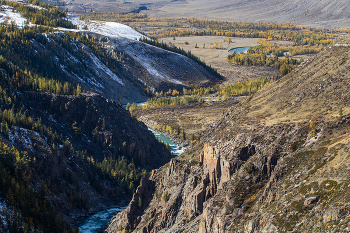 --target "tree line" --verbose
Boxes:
[227,40,303,75]
[127,77,272,111]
